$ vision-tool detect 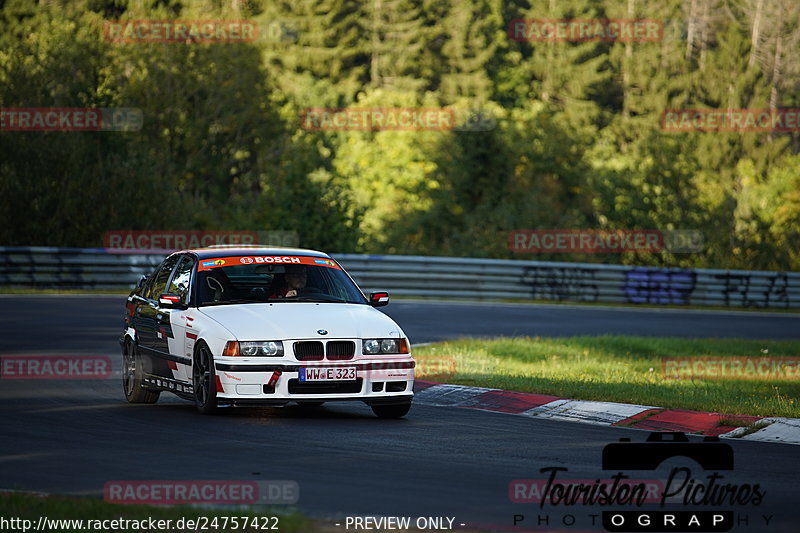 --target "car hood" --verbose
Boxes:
[196,303,405,341]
